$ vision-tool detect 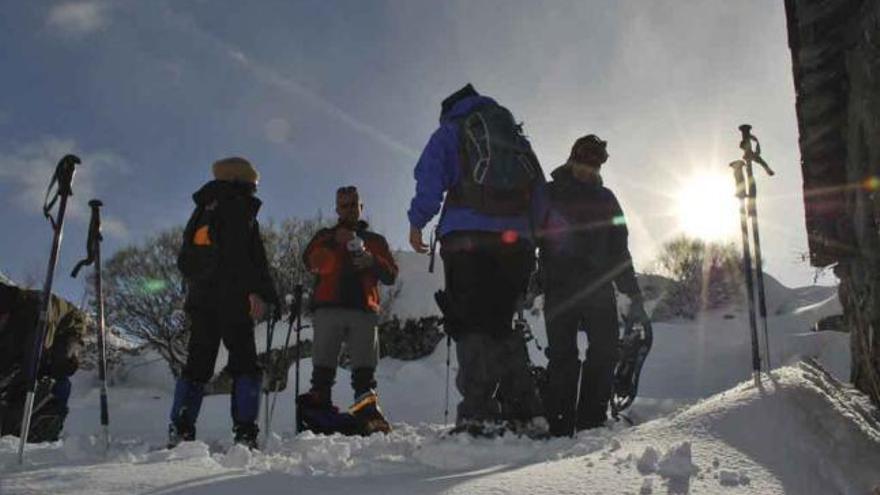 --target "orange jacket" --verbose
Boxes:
[303,221,398,313]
